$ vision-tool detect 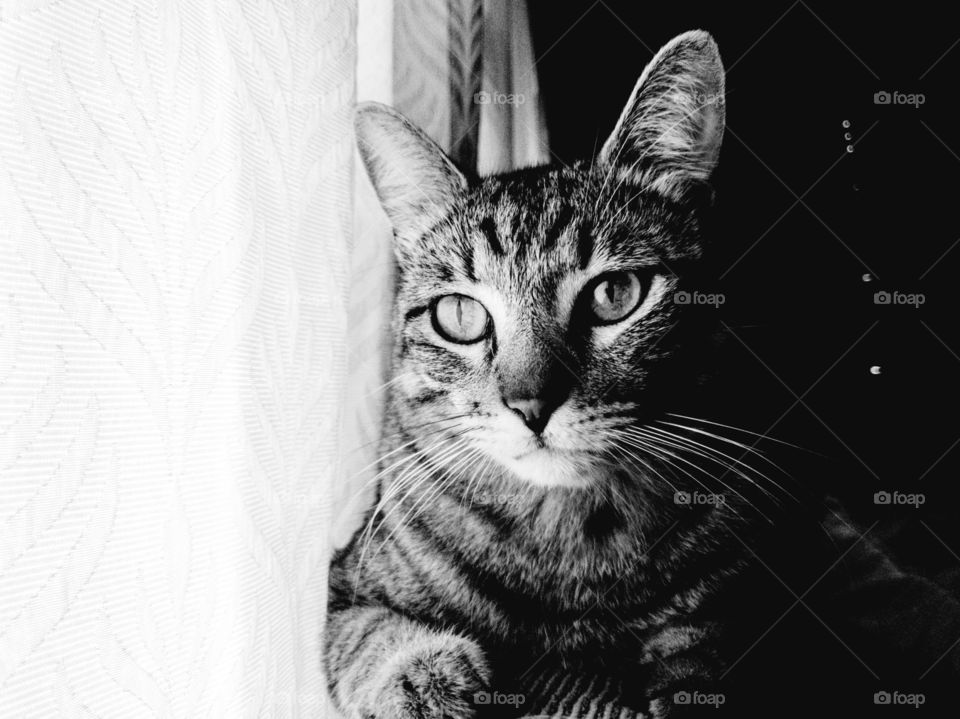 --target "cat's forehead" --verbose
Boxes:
[398,163,703,307]
[465,166,592,276]
[456,164,696,277]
